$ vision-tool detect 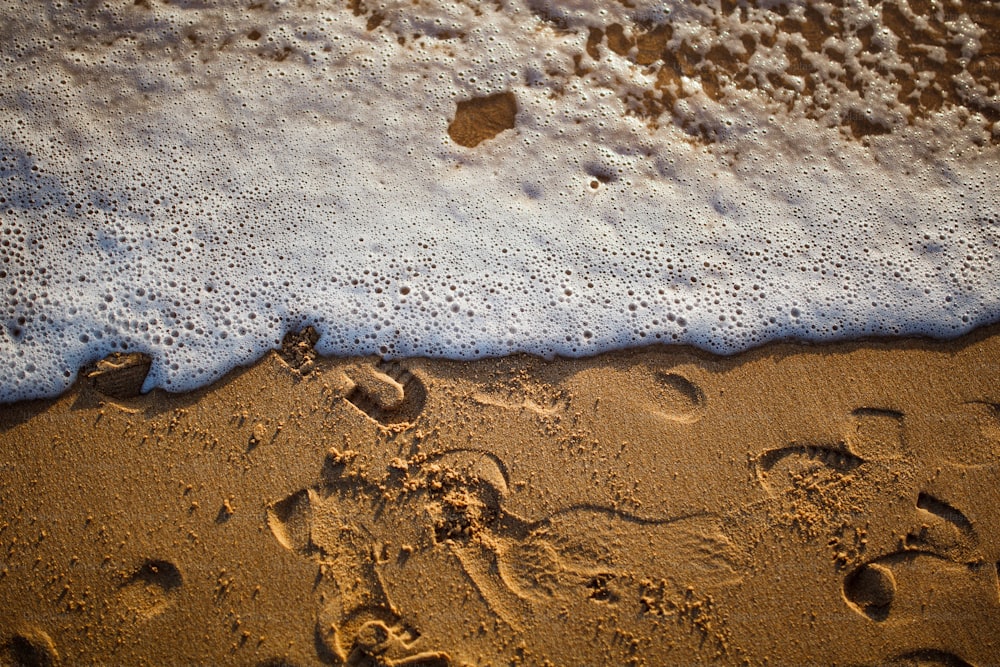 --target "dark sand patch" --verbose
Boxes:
[448,92,518,148]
